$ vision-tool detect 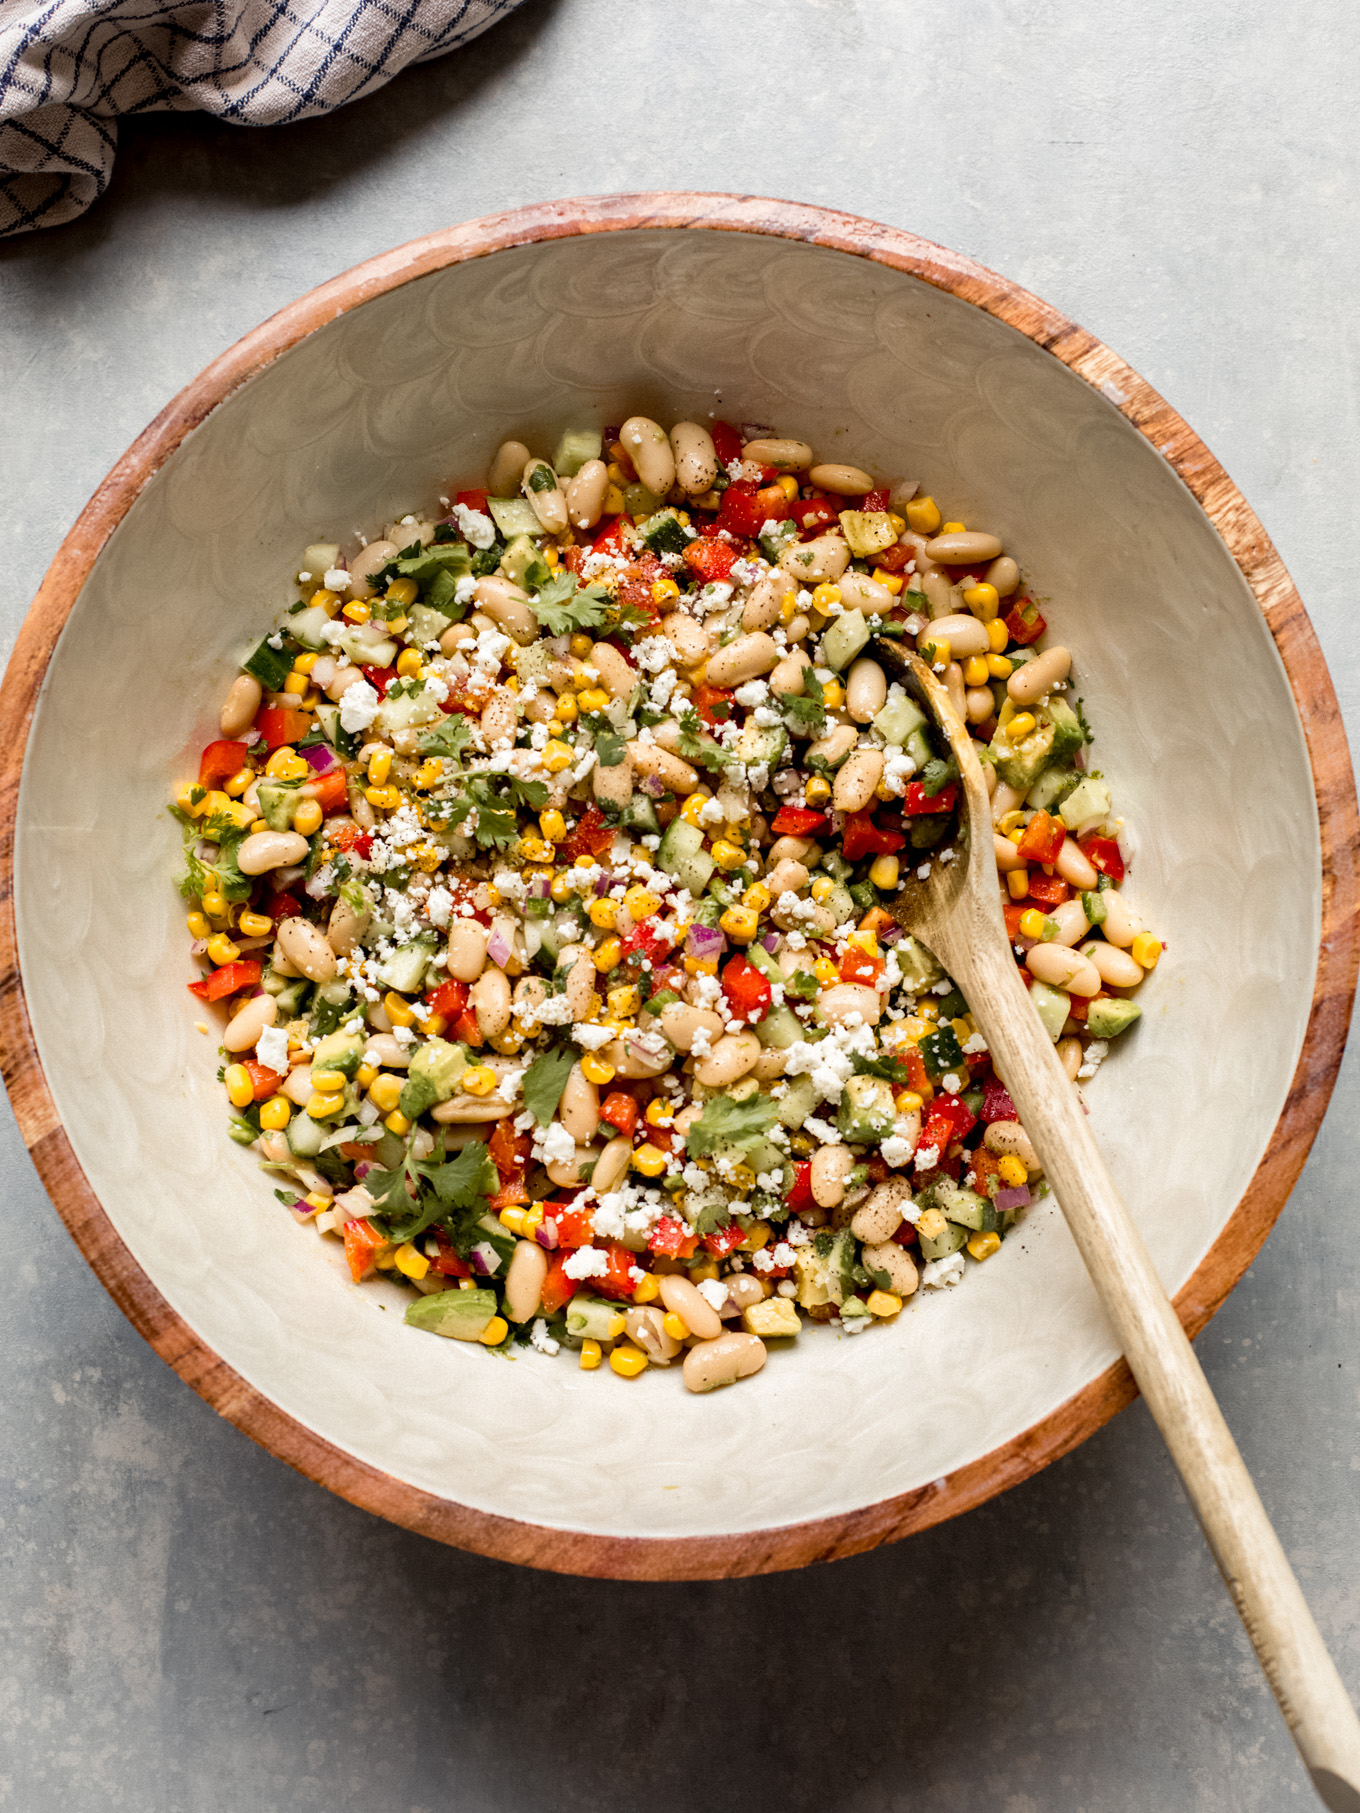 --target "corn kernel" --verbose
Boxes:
[538,808,567,845]
[477,1315,509,1346]
[223,767,253,797]
[292,798,323,837]
[543,741,572,773]
[206,932,240,966]
[588,897,619,930]
[810,583,842,613]
[342,601,371,623]
[265,746,309,781]
[632,1272,661,1303]
[710,838,746,872]
[366,747,393,786]
[542,545,560,569]
[550,871,575,905]
[645,1097,674,1128]
[812,956,840,985]
[917,1206,949,1239]
[250,819,268,834]
[1131,932,1162,970]
[424,1014,448,1038]
[498,1206,527,1235]
[688,1256,719,1283]
[810,875,835,905]
[652,577,681,605]
[866,1290,903,1318]
[385,576,419,608]
[623,885,661,921]
[886,513,906,535]
[1018,908,1050,941]
[176,784,209,818]
[282,670,310,697]
[719,905,759,942]
[605,986,639,1022]
[742,882,772,911]
[569,633,594,659]
[392,647,422,680]
[871,568,906,594]
[355,1063,378,1090]
[392,1242,429,1281]
[847,929,879,957]
[631,1143,668,1178]
[1007,869,1031,900]
[186,910,211,939]
[579,1338,603,1370]
[967,1231,1002,1261]
[259,1095,292,1131]
[609,1343,648,1378]
[307,1091,346,1119]
[224,1064,254,1109]
[518,836,554,864]
[588,936,621,975]
[906,495,942,535]
[920,633,951,668]
[775,474,800,499]
[307,1068,346,1095]
[236,911,271,939]
[868,853,900,890]
[461,1067,497,1097]
[680,789,712,827]
[997,1155,1028,1187]
[963,582,1000,622]
[941,520,965,535]
[365,784,402,811]
[986,652,1013,679]
[522,1206,544,1238]
[662,1311,690,1341]
[581,1053,616,1086]
[804,774,832,806]
[962,654,990,688]
[896,1090,924,1113]
[683,955,719,977]
[368,1073,403,1114]
[551,692,579,725]
[291,651,319,675]
[381,1110,410,1137]
[578,687,611,717]
[374,994,414,1032]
